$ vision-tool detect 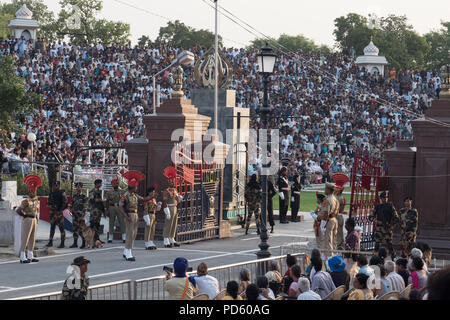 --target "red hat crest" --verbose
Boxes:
[332,173,350,190]
[163,167,177,181]
[122,170,145,187]
[111,176,119,185]
[24,174,42,192]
